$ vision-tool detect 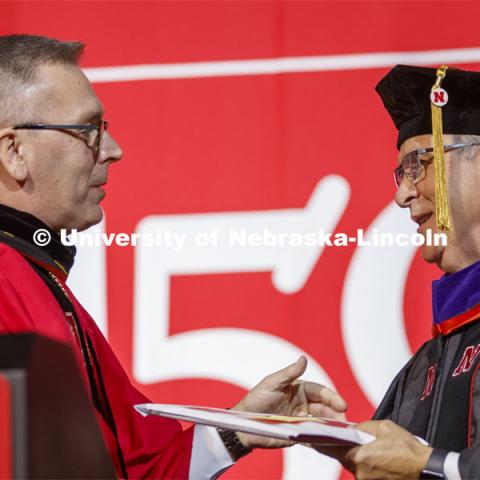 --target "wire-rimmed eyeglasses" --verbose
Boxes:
[394,142,480,187]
